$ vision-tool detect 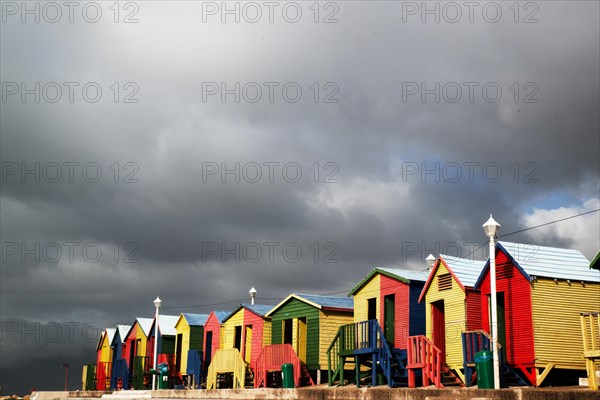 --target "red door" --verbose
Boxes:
[432,300,446,364]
